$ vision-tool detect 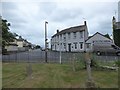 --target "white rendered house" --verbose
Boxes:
[51,21,89,52]
[85,32,113,52]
